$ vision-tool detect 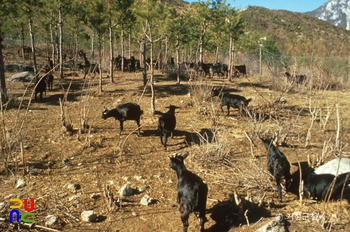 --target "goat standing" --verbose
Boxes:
[261,138,291,202]
[102,102,143,136]
[154,105,179,150]
[34,76,47,101]
[169,153,208,232]
[212,88,251,116]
